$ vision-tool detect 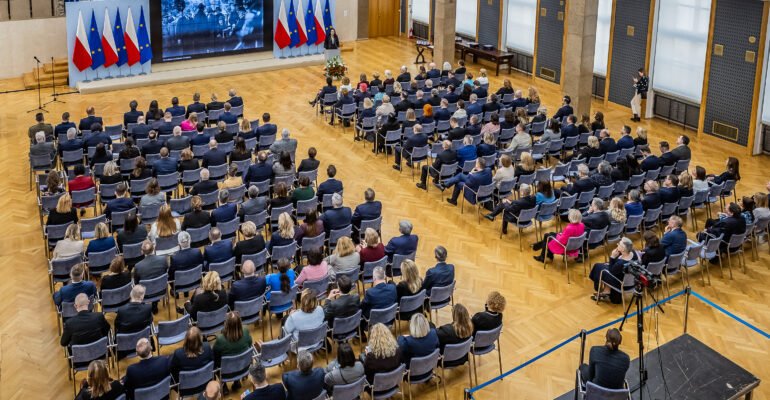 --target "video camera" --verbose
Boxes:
[623,260,660,288]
